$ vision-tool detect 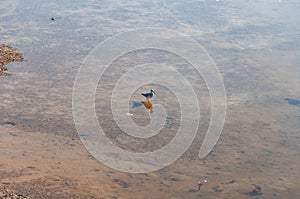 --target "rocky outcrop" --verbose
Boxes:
[0,44,24,76]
